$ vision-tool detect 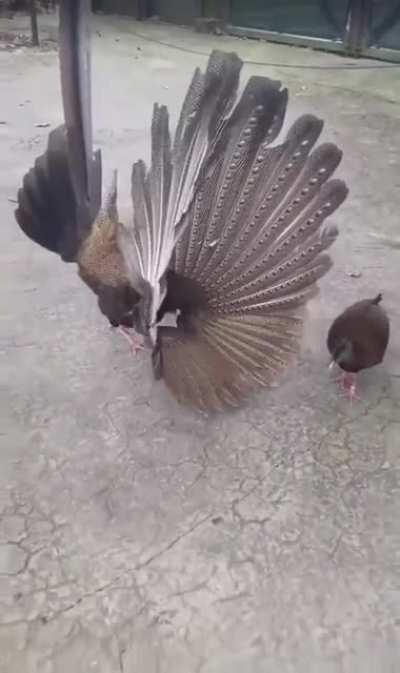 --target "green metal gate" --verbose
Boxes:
[228,0,400,60]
